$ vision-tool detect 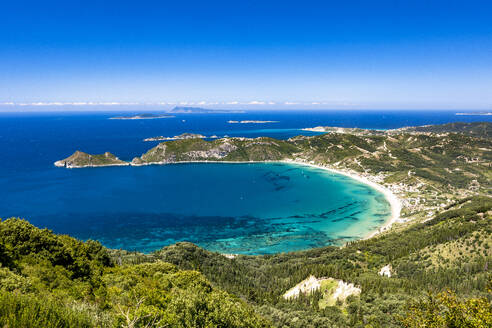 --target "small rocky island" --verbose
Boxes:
[227,120,279,124]
[301,126,386,135]
[54,151,128,168]
[109,113,174,120]
[144,133,210,142]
